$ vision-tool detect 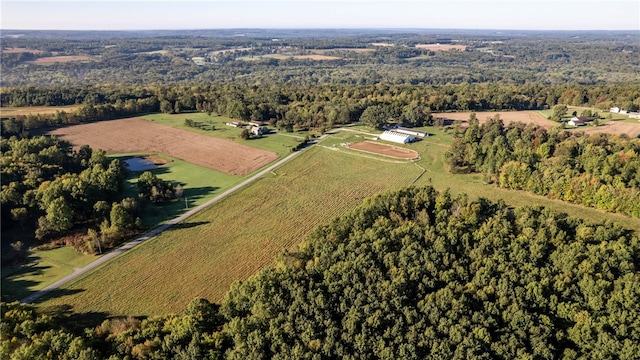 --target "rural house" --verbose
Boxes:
[379,130,415,144]
[568,116,590,126]
[251,125,269,136]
